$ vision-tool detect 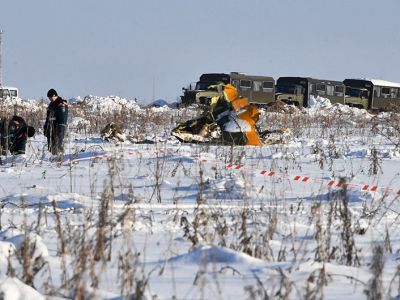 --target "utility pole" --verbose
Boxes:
[0,29,3,87]
[152,75,156,102]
